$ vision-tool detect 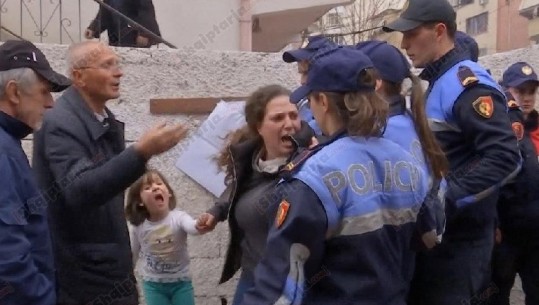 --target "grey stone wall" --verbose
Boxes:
[19,42,534,305]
